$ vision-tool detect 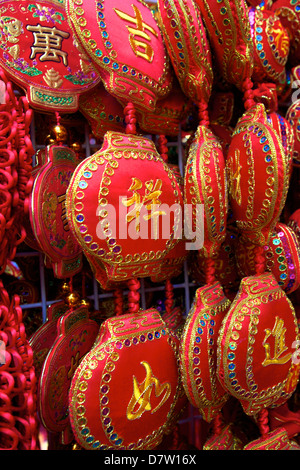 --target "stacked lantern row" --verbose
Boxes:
[0,0,300,451]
